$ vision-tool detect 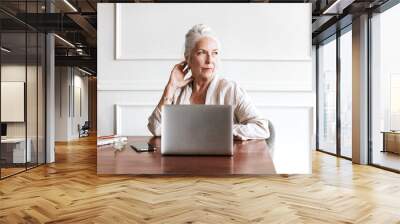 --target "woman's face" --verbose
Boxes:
[188,37,219,79]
